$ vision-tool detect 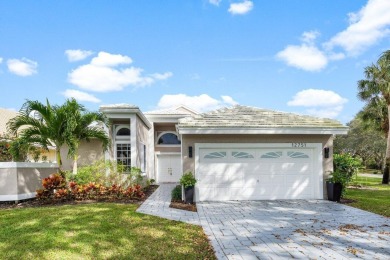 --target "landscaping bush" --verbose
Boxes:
[334,153,362,179]
[171,185,182,201]
[66,160,144,187]
[327,170,350,198]
[179,172,197,188]
[0,140,12,162]
[37,172,145,201]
